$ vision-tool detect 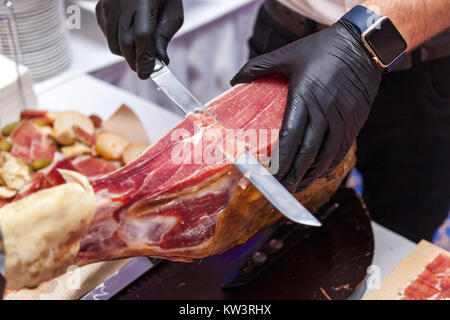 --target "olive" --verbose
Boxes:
[0,138,12,152]
[1,121,21,137]
[31,158,53,170]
